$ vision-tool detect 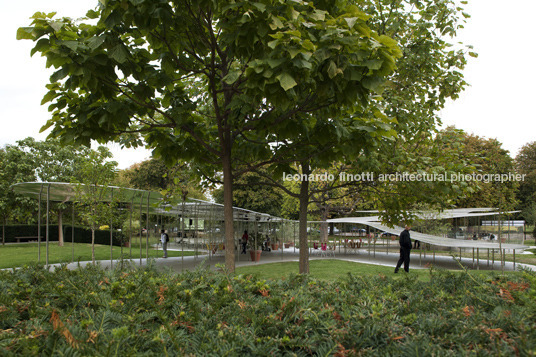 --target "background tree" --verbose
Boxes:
[516,141,536,210]
[0,142,38,245]
[213,169,284,218]
[449,131,518,210]
[74,146,118,264]
[15,137,95,246]
[20,0,400,272]
[121,158,206,203]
